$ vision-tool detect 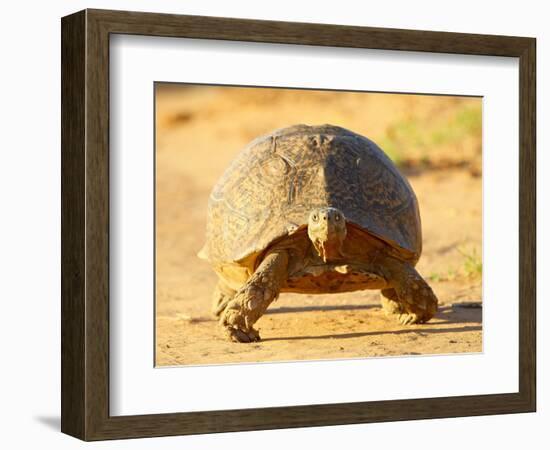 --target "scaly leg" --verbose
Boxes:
[220,250,289,342]
[379,257,438,325]
[380,288,404,315]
